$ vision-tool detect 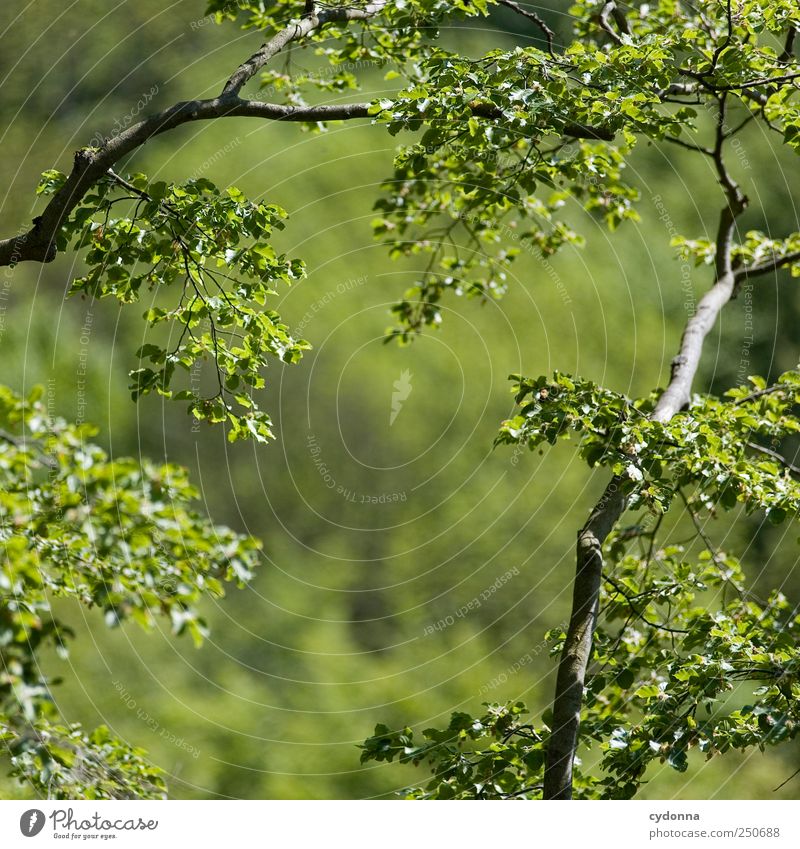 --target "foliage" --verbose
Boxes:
[497,370,800,517]
[590,544,800,798]
[38,170,308,442]
[0,385,260,796]
[366,369,800,798]
[358,0,800,799]
[363,0,800,337]
[2,0,800,800]
[361,702,556,798]
[4,723,166,801]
